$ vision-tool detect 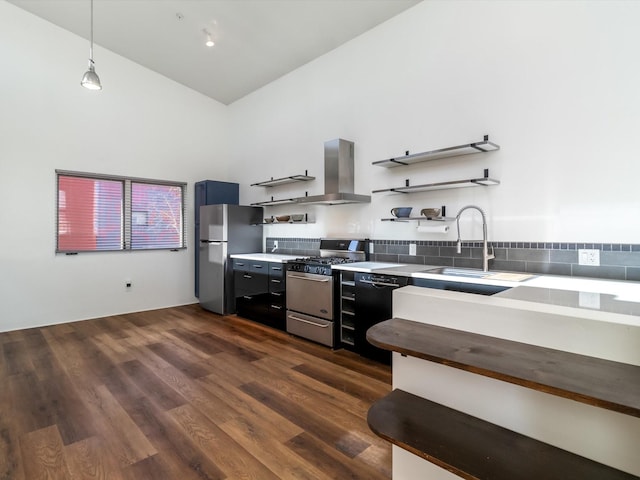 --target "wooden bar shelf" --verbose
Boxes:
[368,389,637,480]
[367,318,640,417]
